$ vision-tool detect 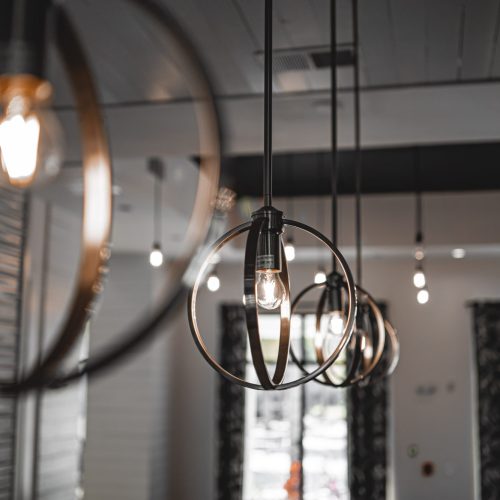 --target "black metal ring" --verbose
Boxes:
[188,219,357,391]
[289,282,385,387]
